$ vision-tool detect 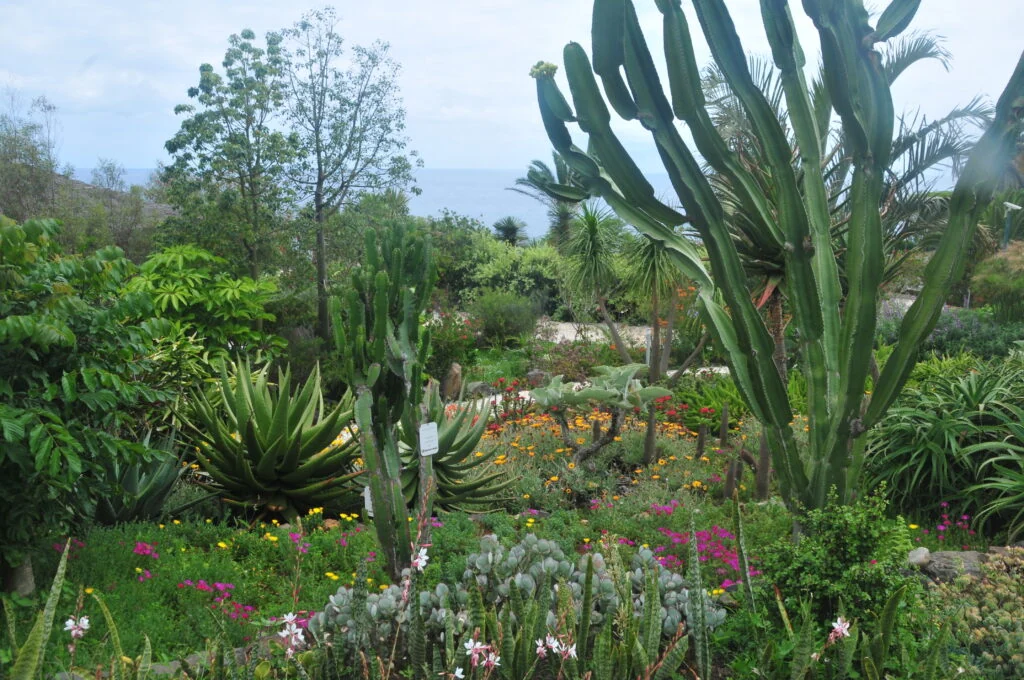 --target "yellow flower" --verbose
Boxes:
[172,519,181,525]
[379,584,388,591]
[583,538,590,543]
[651,475,661,480]
[692,480,703,488]
[134,567,142,574]
[613,436,622,442]
[612,495,620,501]
[576,438,586,445]
[84,587,94,594]
[205,518,212,524]
[522,494,530,499]
[264,532,279,542]
[217,541,228,549]
[908,524,919,530]
[549,475,559,482]
[567,463,575,470]
[325,571,340,581]
[158,524,165,529]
